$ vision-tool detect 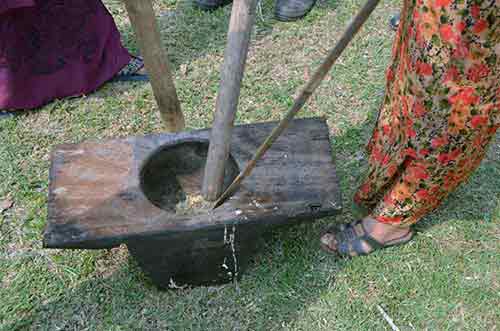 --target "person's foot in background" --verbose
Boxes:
[192,0,233,11]
[193,0,317,22]
[274,0,317,21]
